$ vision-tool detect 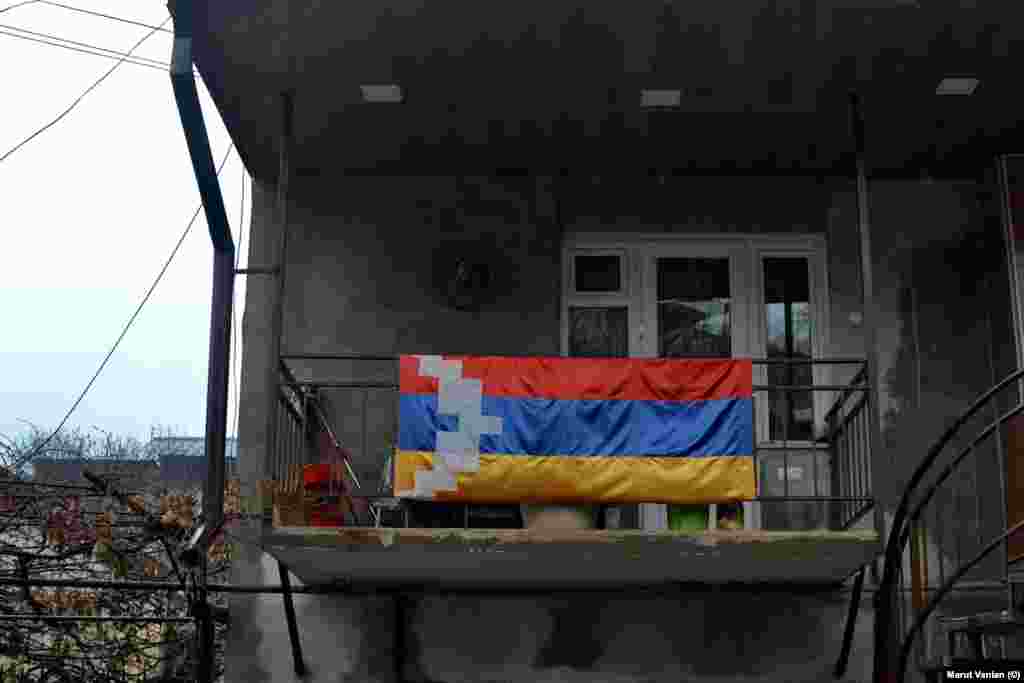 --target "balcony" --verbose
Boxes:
[257,354,880,590]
